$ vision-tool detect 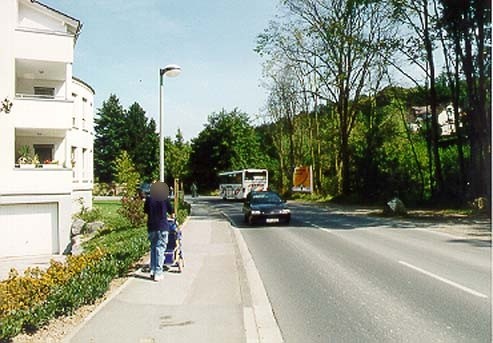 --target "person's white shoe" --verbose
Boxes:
[154,274,164,281]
